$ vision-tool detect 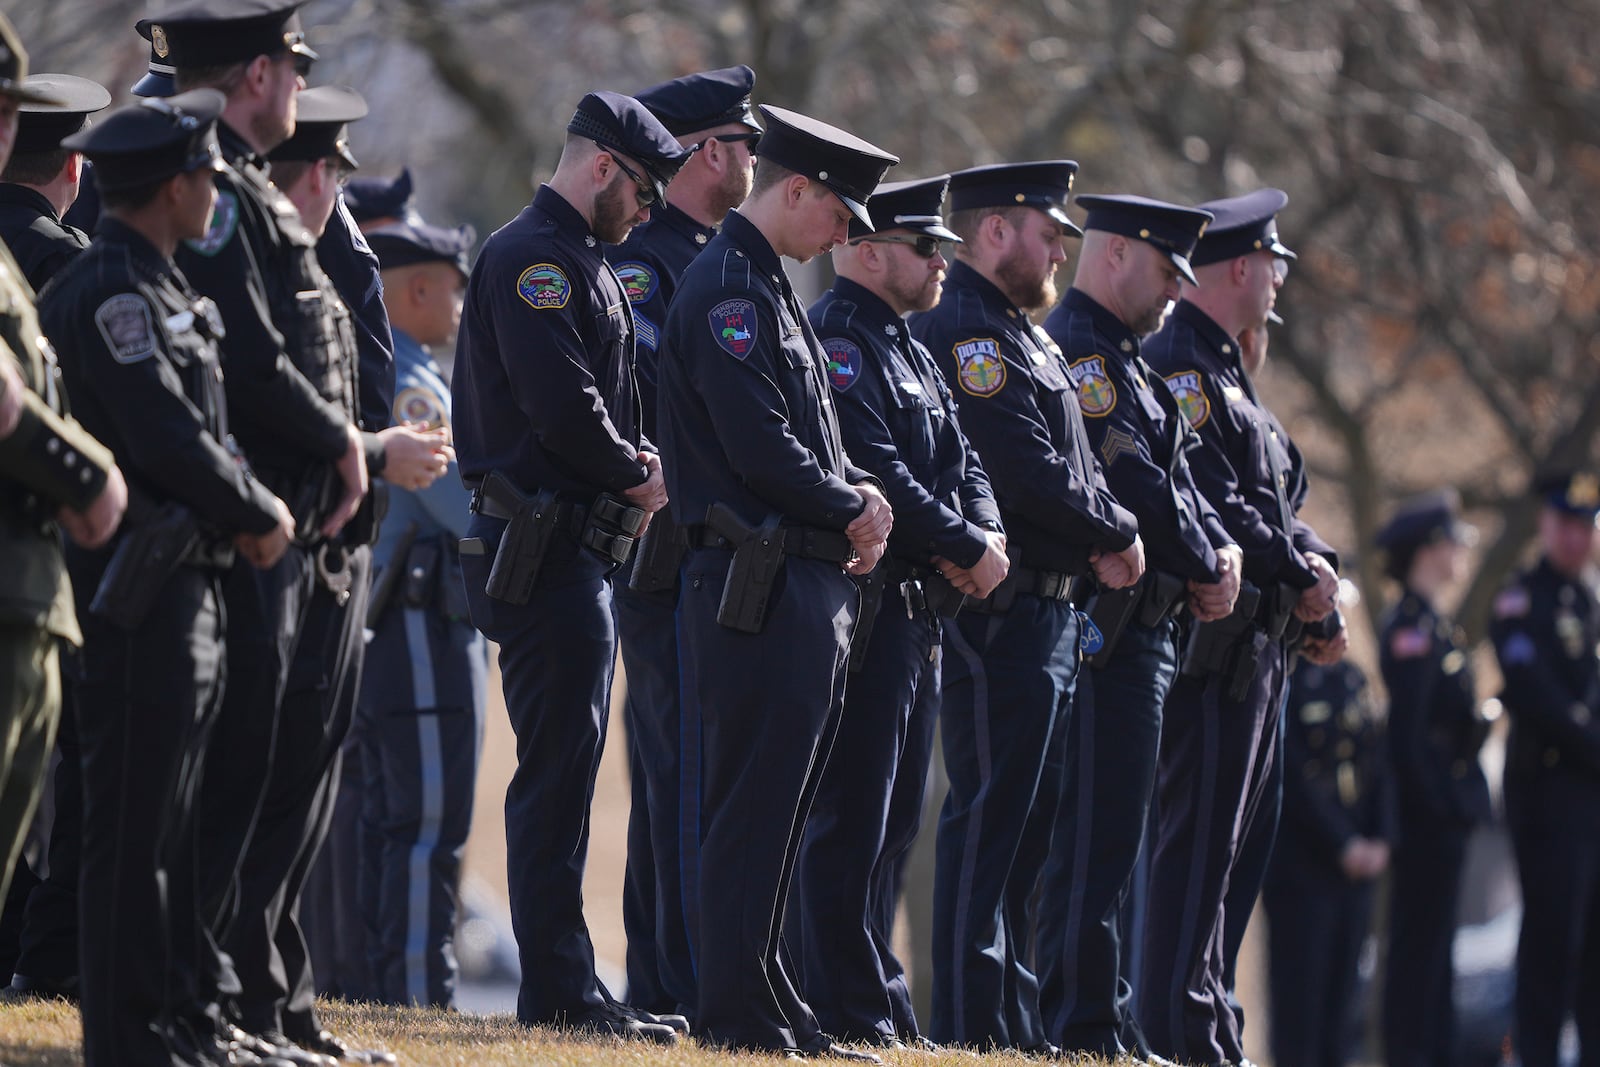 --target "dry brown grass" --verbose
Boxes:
[0,997,1113,1067]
